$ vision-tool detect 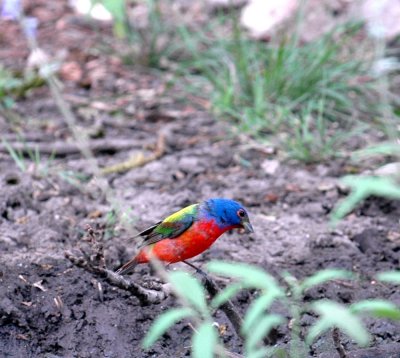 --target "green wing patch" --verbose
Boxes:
[138,204,198,248]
